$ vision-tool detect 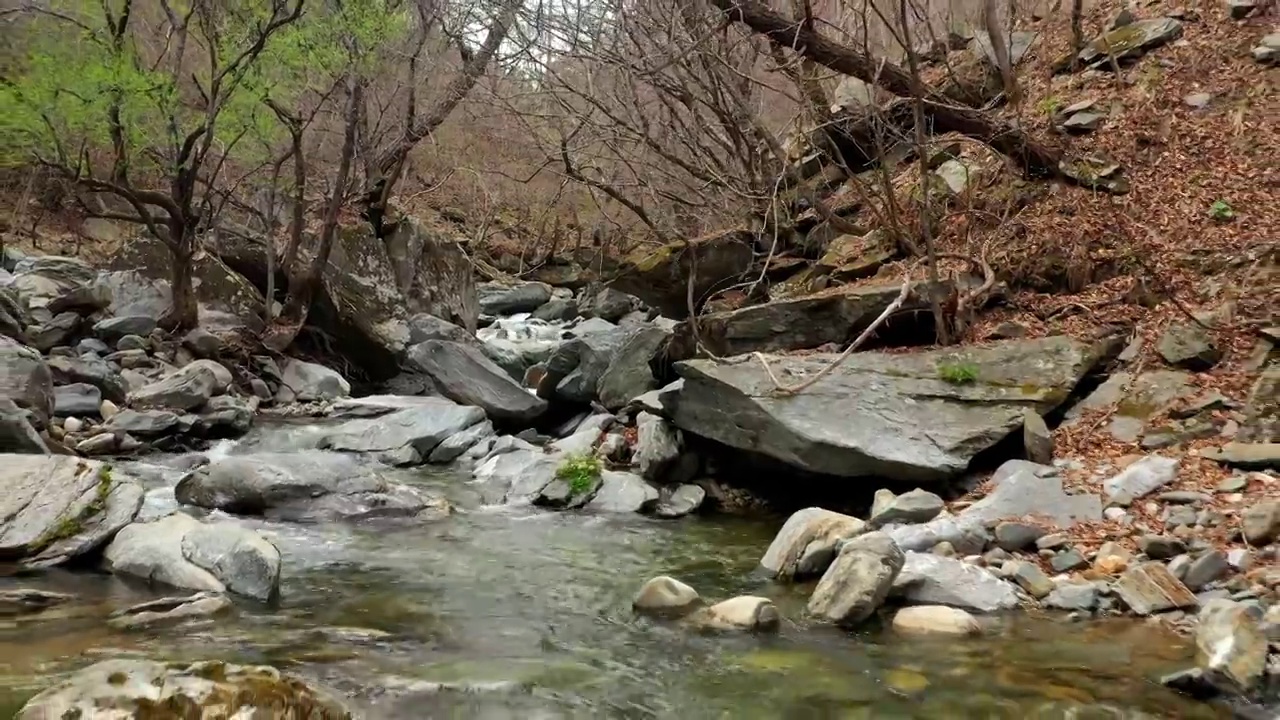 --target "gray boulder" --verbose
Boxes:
[1076,17,1184,67]
[539,325,632,403]
[1,336,54,424]
[93,315,158,343]
[406,340,547,423]
[580,287,637,322]
[472,447,561,504]
[428,420,496,463]
[596,324,672,410]
[531,298,577,322]
[276,358,349,403]
[671,336,1104,483]
[175,451,451,522]
[27,311,80,352]
[585,470,659,513]
[962,460,1102,527]
[0,455,144,568]
[103,408,182,437]
[129,360,229,411]
[46,353,127,403]
[891,552,1021,612]
[103,512,281,601]
[1103,455,1179,506]
[1195,599,1266,694]
[868,488,945,528]
[53,383,102,417]
[478,282,553,316]
[634,411,687,483]
[652,484,706,518]
[808,532,904,627]
[14,659,353,719]
[318,399,486,463]
[1,398,49,453]
[1157,322,1222,371]
[8,256,104,313]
